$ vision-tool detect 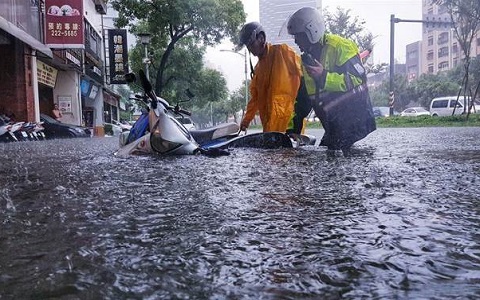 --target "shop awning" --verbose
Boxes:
[0,16,53,58]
